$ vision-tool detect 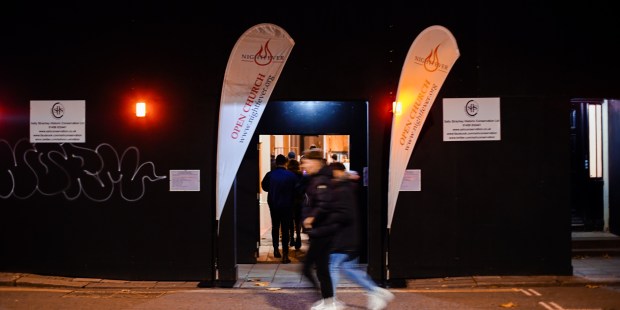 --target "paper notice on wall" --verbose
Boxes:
[400,169,421,191]
[170,170,200,191]
[30,100,86,143]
